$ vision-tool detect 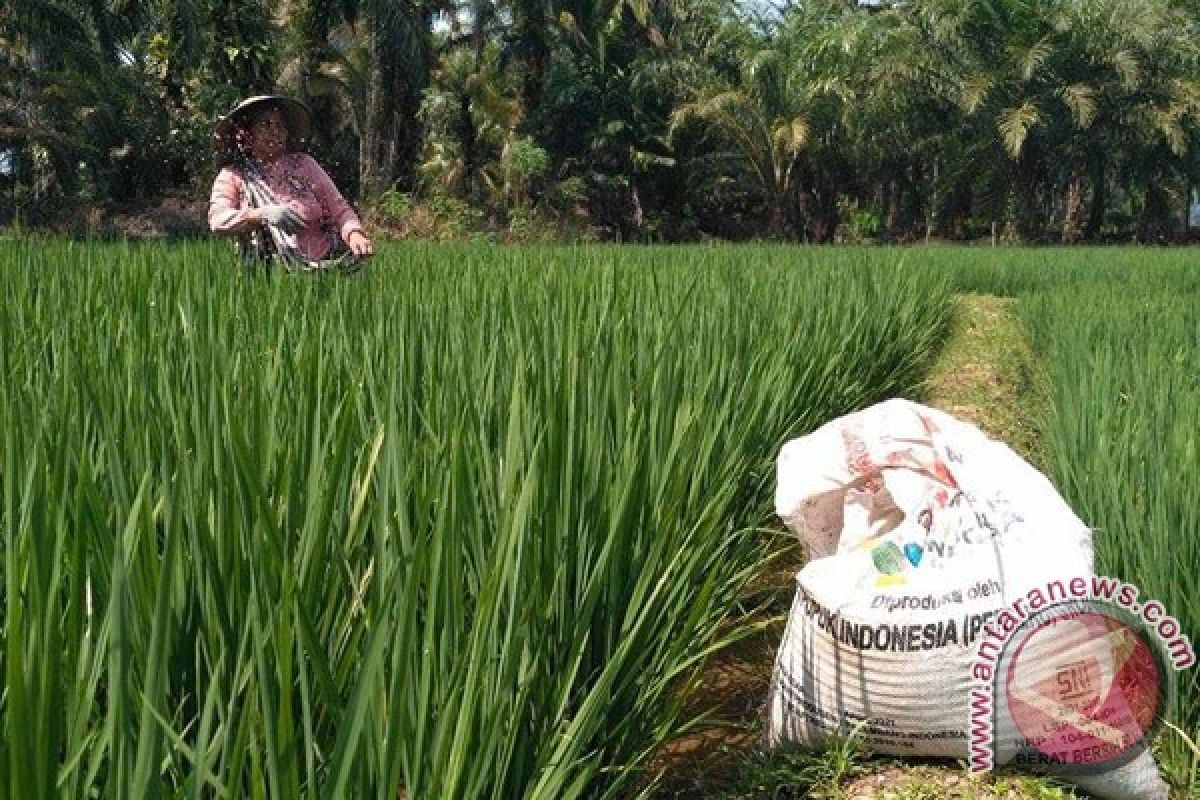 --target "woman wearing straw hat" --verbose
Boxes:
[208,94,374,272]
